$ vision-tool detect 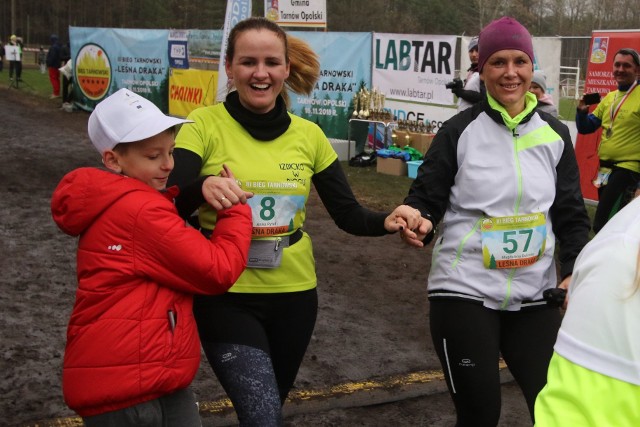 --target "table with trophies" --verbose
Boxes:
[347,86,396,161]
[347,85,436,162]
